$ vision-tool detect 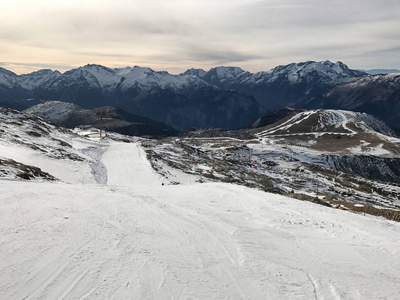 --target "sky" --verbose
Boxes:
[1,0,399,75]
